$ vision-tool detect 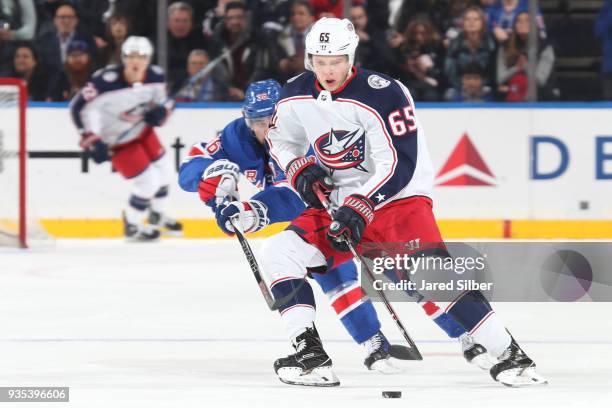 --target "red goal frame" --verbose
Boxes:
[0,78,27,248]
